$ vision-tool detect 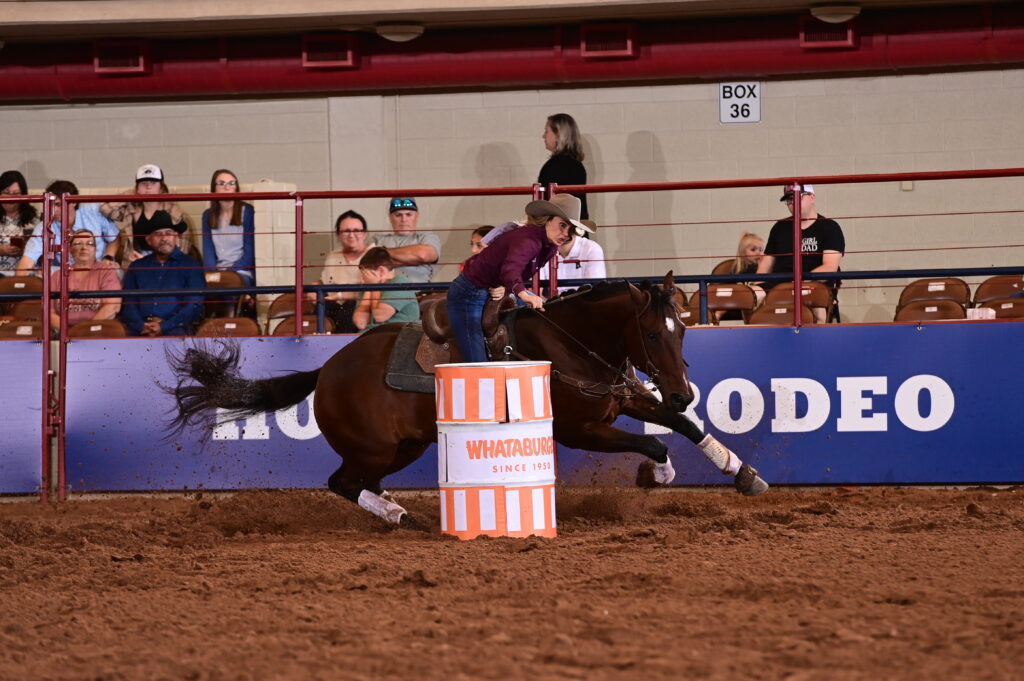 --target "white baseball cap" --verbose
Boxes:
[780,183,815,201]
[136,164,164,183]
